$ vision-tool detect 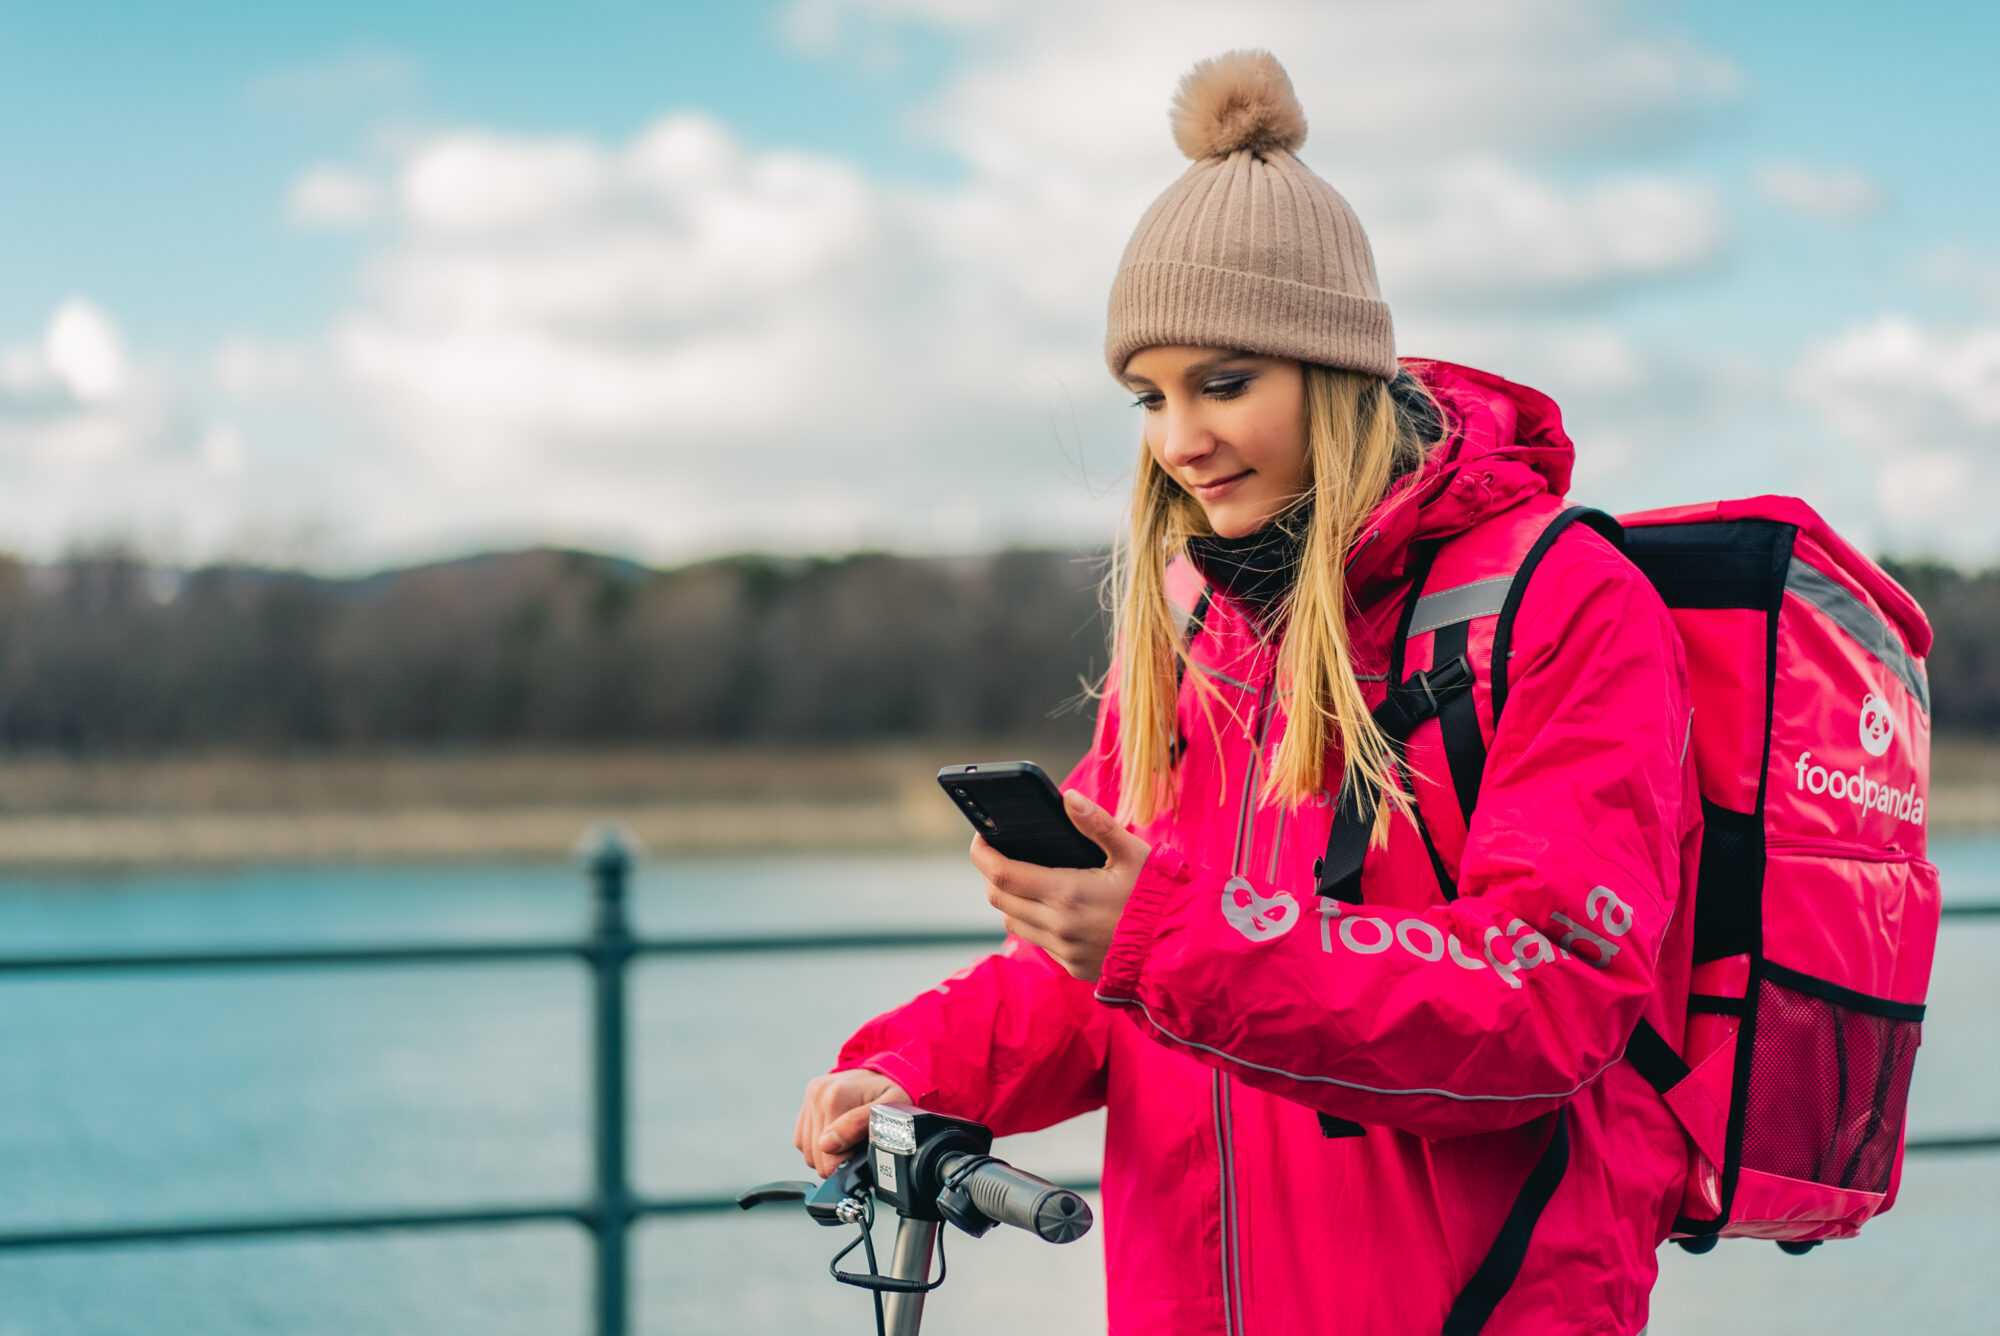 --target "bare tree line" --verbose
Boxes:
[0,546,1115,753]
[0,545,1989,755]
